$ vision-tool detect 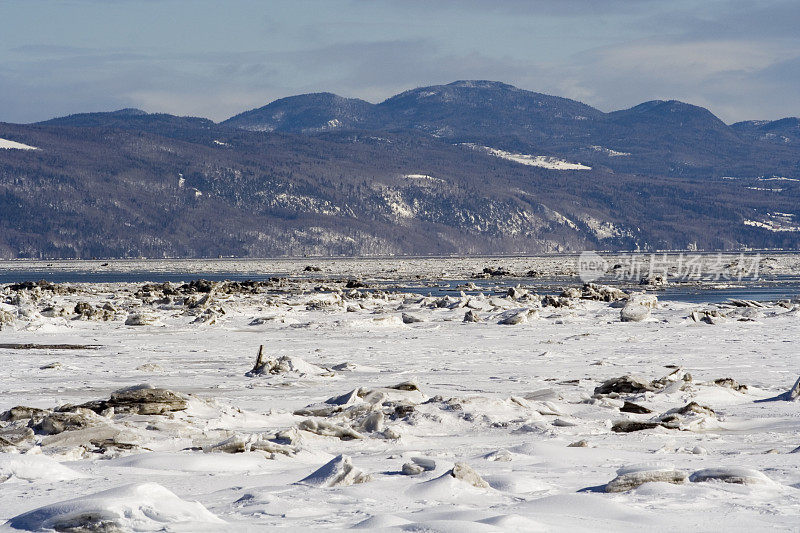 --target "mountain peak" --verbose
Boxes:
[731,116,800,145]
[626,100,708,114]
[445,80,518,90]
[611,99,727,130]
[375,80,604,138]
[111,108,148,116]
[36,108,214,130]
[270,92,352,104]
[221,92,376,133]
